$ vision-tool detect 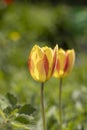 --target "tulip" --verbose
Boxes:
[54,48,75,78]
[3,0,14,5]
[53,48,75,130]
[28,44,58,82]
[28,44,58,130]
